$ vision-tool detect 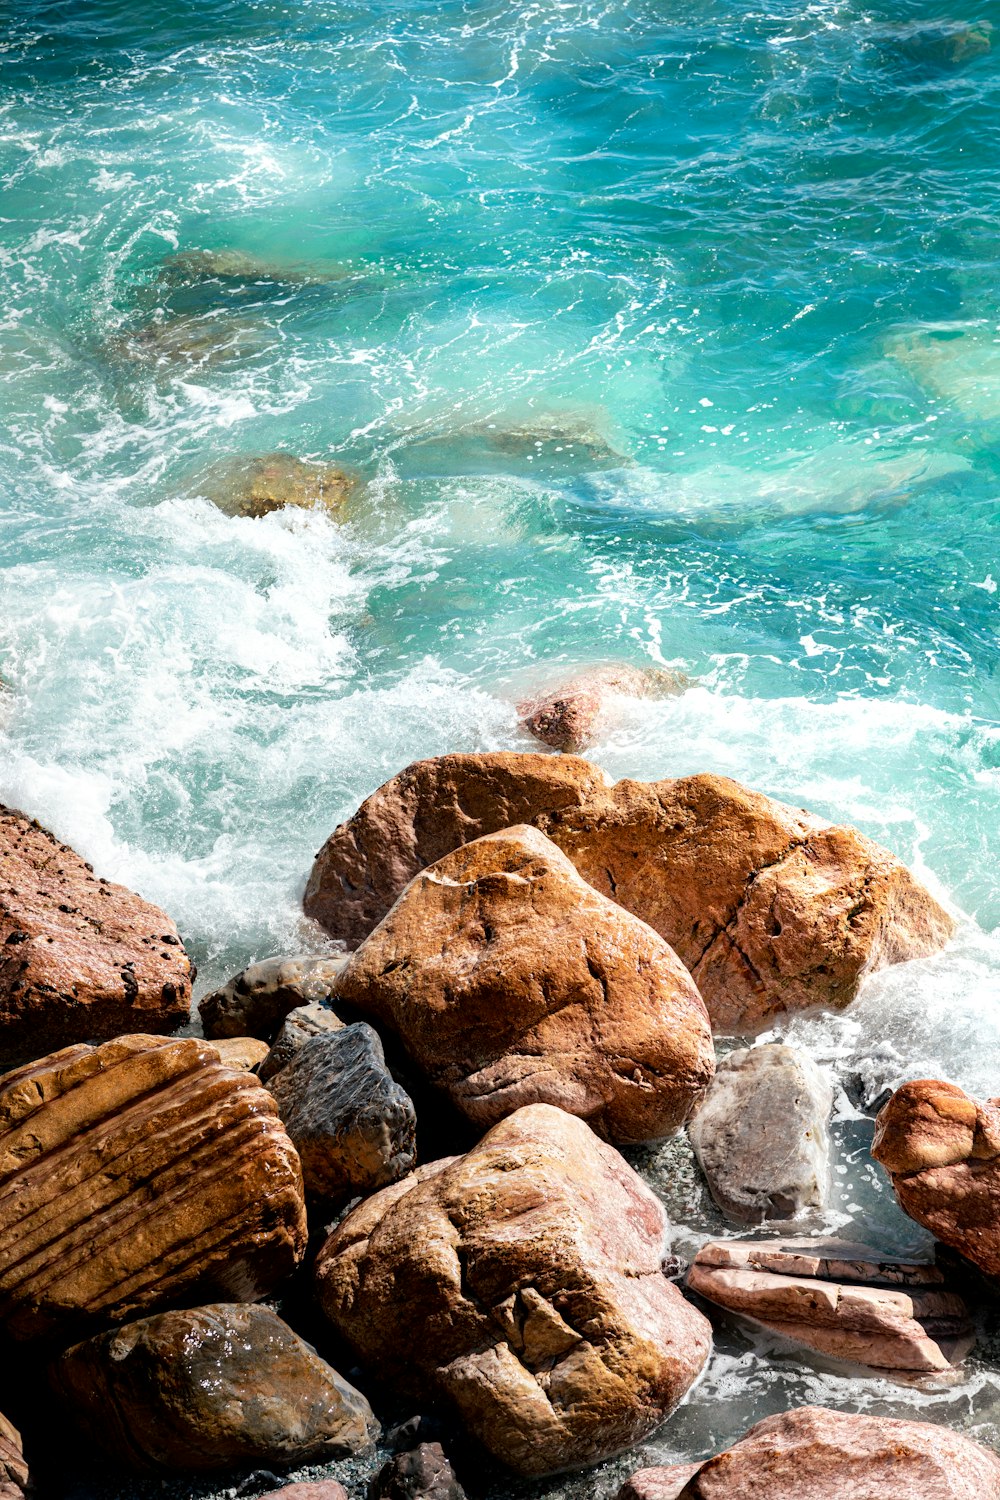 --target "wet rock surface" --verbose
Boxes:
[50,1302,378,1472]
[0,804,192,1067]
[198,453,357,520]
[517,665,689,754]
[259,1002,345,1083]
[315,1102,712,1478]
[369,1443,465,1500]
[199,954,347,1041]
[0,1034,307,1341]
[204,1035,270,1072]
